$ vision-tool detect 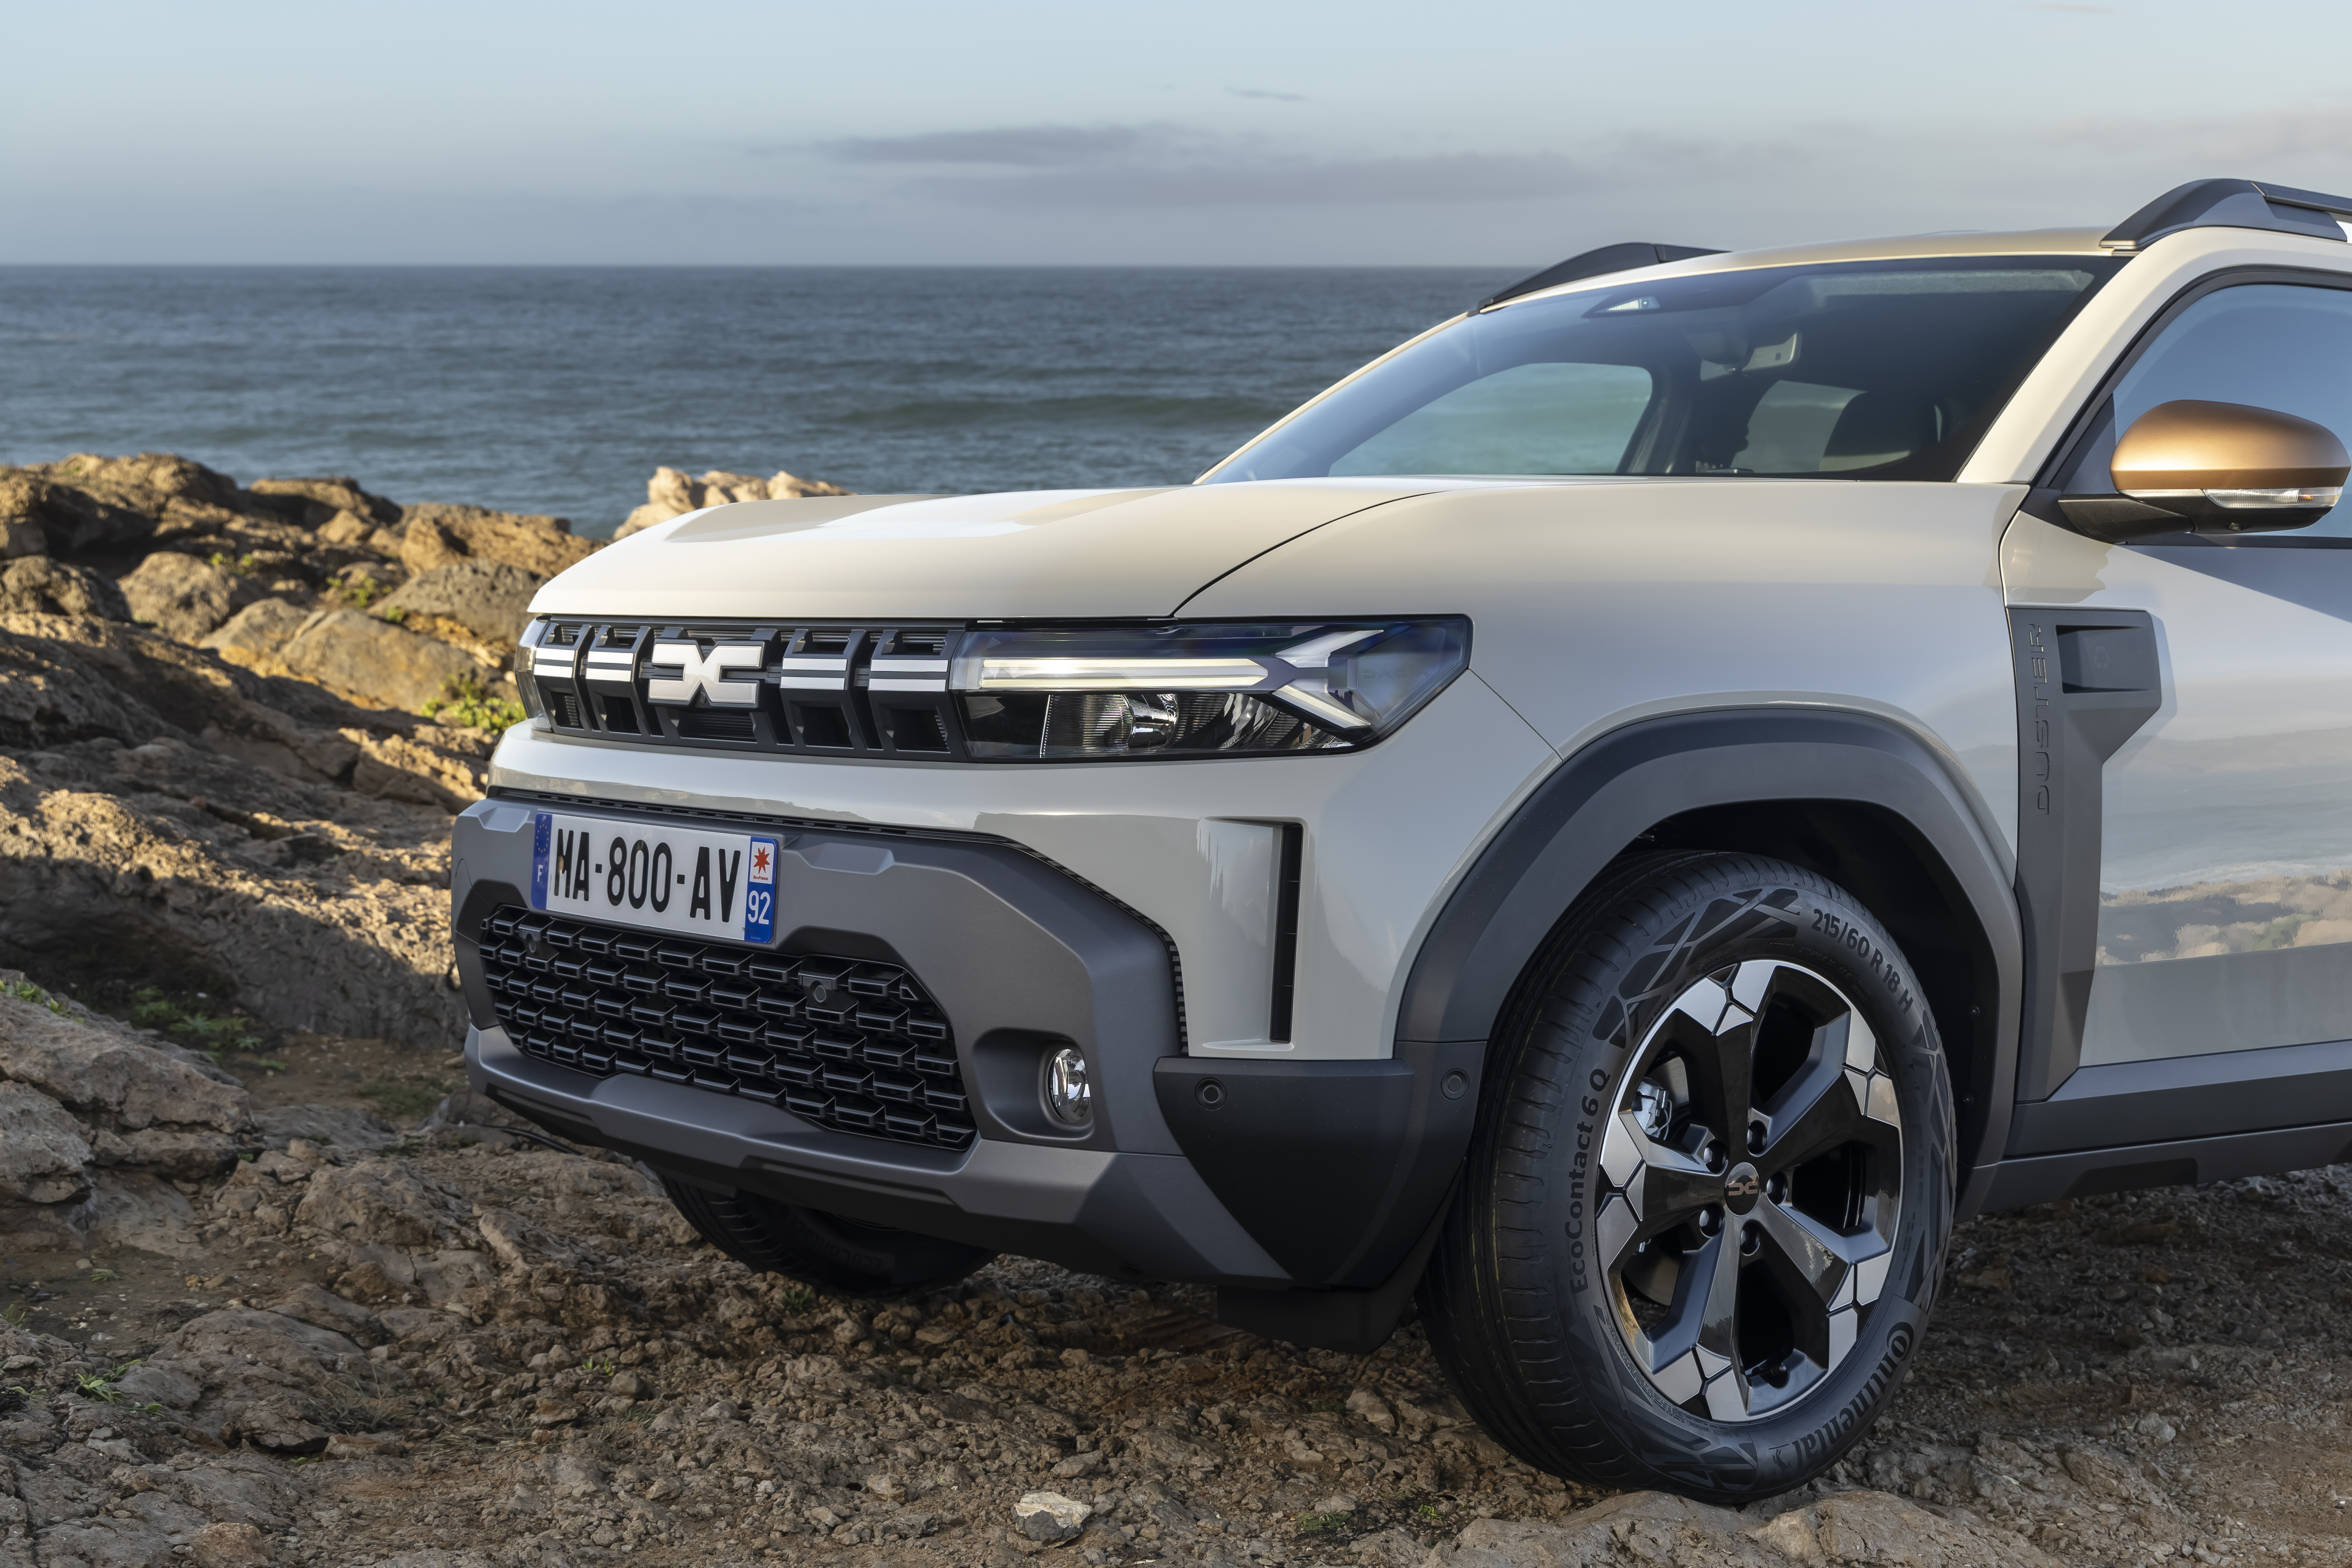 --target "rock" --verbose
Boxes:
[317,509,377,545]
[325,1430,409,1458]
[381,561,547,645]
[119,550,254,641]
[0,517,46,557]
[155,1306,364,1371]
[1014,1491,1093,1543]
[398,502,593,577]
[111,1360,203,1409]
[189,1519,274,1567]
[0,1078,95,1238]
[1433,1488,2060,1568]
[0,453,238,555]
[0,994,251,1247]
[277,607,492,714]
[1346,1385,1397,1433]
[248,475,401,527]
[0,989,252,1139]
[1748,1489,2065,1567]
[612,464,855,539]
[1313,1494,1359,1515]
[267,1281,388,1347]
[0,555,132,619]
[295,1158,464,1250]
[200,596,313,671]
